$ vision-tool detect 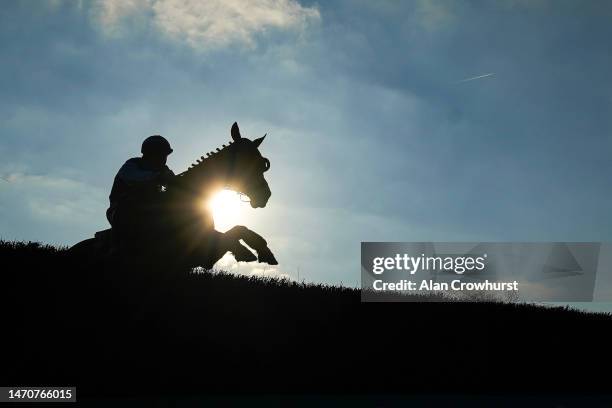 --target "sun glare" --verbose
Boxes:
[206,189,245,232]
